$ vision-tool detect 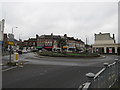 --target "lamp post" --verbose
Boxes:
[85,35,88,53]
[19,33,22,40]
[8,26,18,63]
[12,27,18,34]
[19,33,22,50]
